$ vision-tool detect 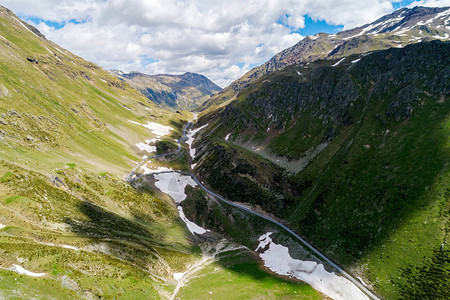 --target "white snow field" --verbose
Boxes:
[256,232,368,300]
